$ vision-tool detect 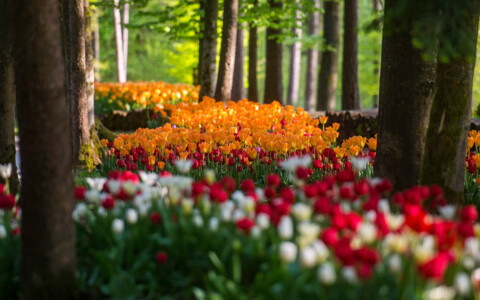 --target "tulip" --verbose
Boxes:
[279,241,297,263]
[112,218,125,234]
[317,263,336,285]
